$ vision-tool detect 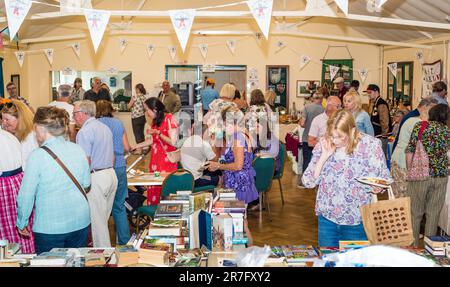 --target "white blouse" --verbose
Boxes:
[21,132,39,170]
[0,129,22,173]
